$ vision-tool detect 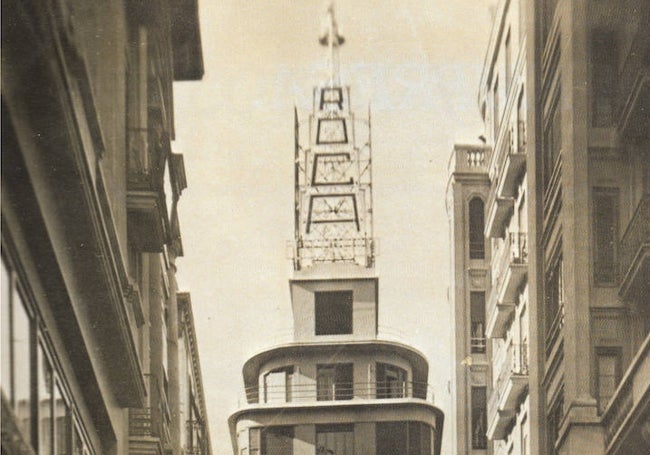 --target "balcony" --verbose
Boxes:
[485,192,515,238]
[603,332,650,455]
[487,343,529,440]
[448,144,490,175]
[129,375,172,455]
[496,133,526,199]
[486,233,527,339]
[245,379,433,405]
[486,298,515,340]
[619,194,650,300]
